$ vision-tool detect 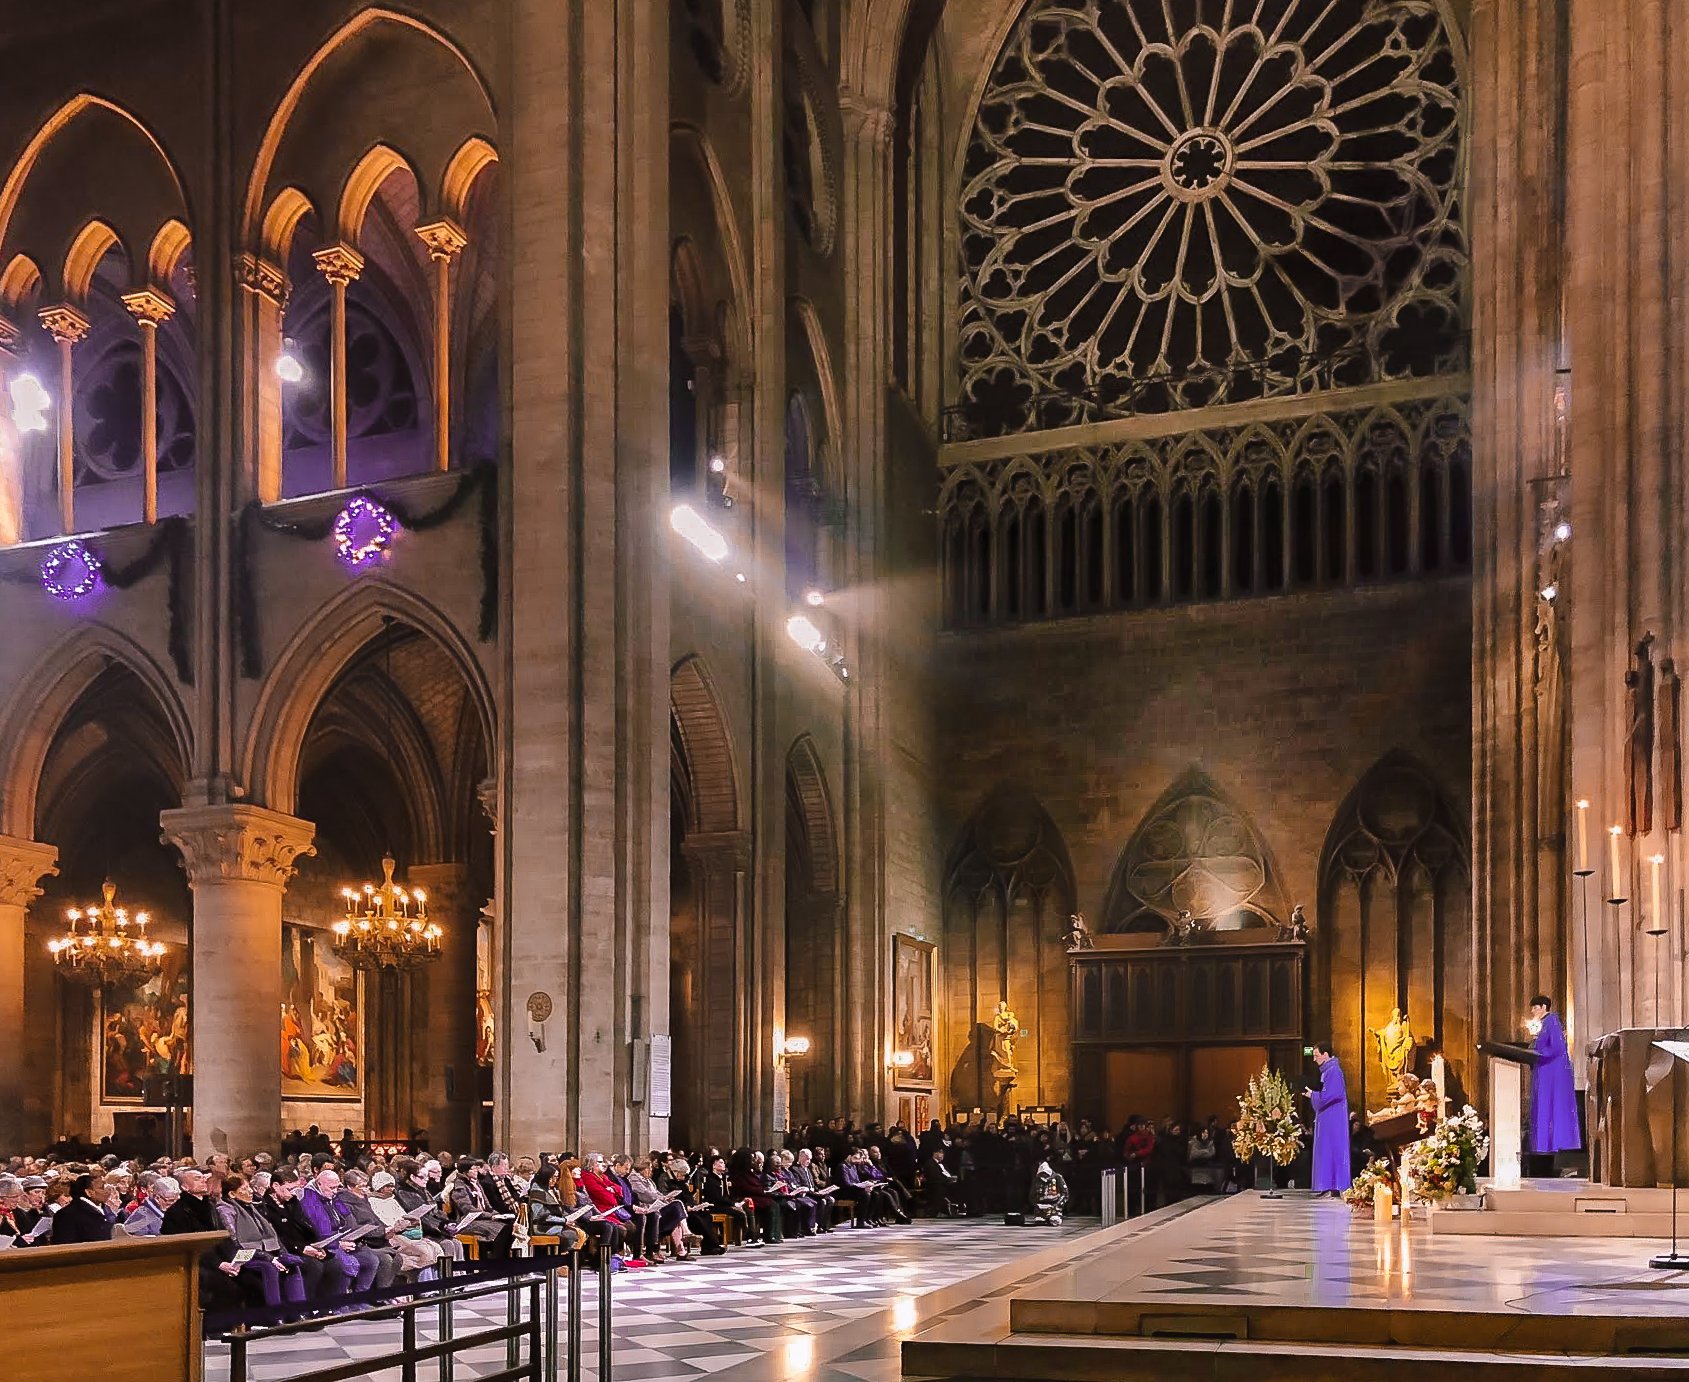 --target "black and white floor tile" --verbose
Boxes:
[204,1216,1104,1382]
